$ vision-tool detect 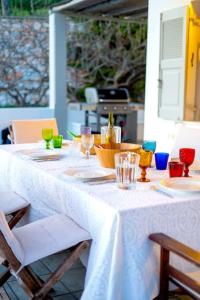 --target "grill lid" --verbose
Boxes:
[85,88,130,103]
